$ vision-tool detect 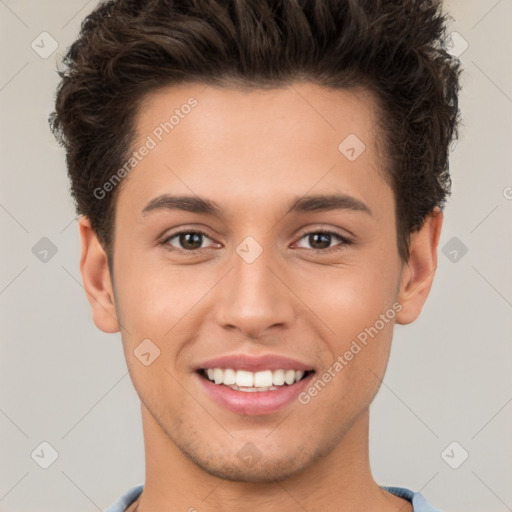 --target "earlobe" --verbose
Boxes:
[395,208,443,325]
[78,216,120,333]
